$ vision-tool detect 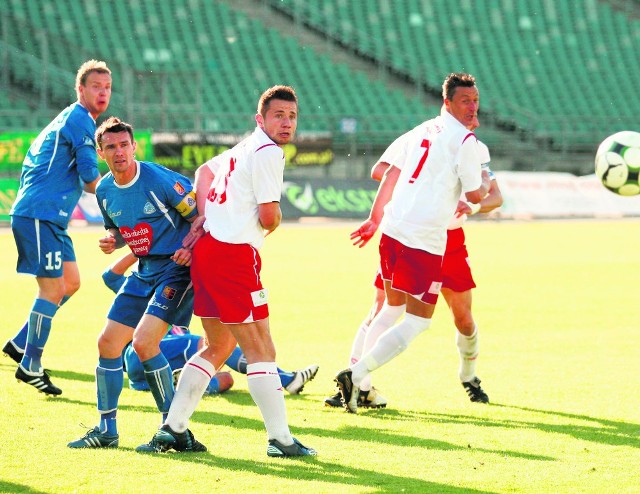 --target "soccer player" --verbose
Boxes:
[325,135,502,409]
[67,117,201,451]
[103,253,319,395]
[140,85,317,457]
[4,60,112,395]
[334,73,491,413]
